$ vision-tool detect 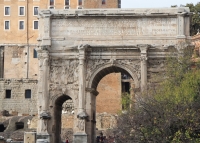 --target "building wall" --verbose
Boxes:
[0,79,38,115]
[0,0,121,118]
[0,0,119,45]
[96,73,122,114]
[3,46,38,79]
[0,0,120,79]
